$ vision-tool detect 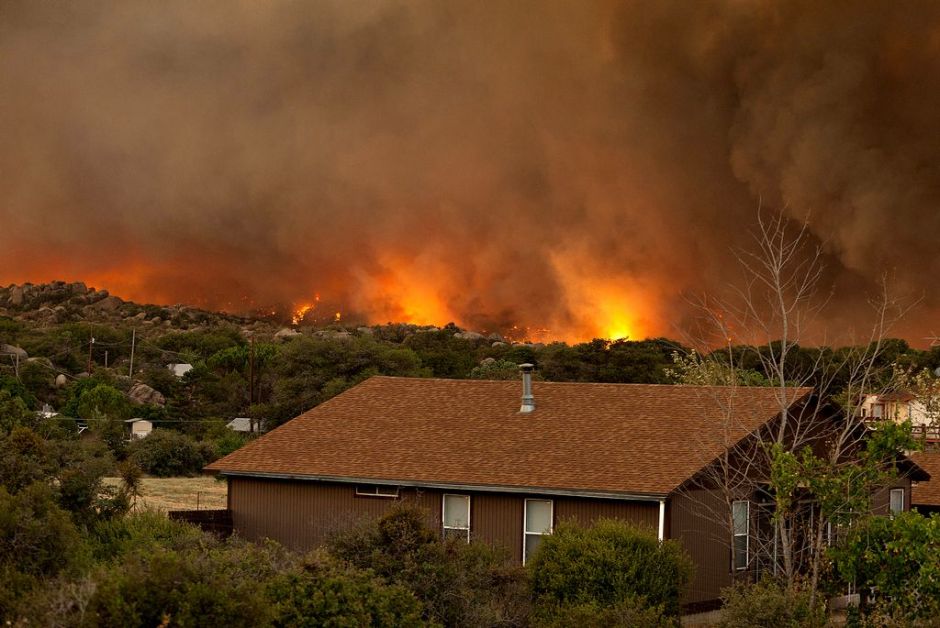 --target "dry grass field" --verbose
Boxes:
[103,476,227,512]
